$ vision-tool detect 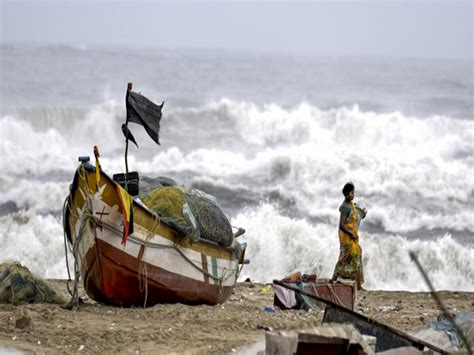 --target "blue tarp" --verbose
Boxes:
[429,312,474,349]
